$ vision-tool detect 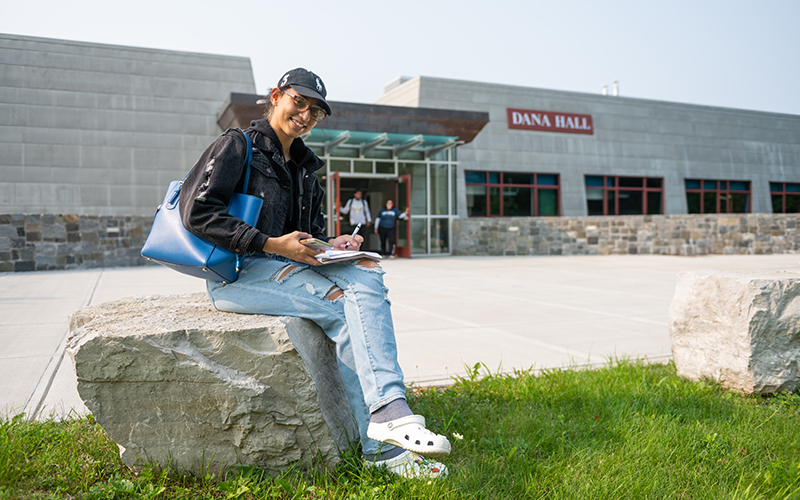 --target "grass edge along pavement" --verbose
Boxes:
[1,360,800,499]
